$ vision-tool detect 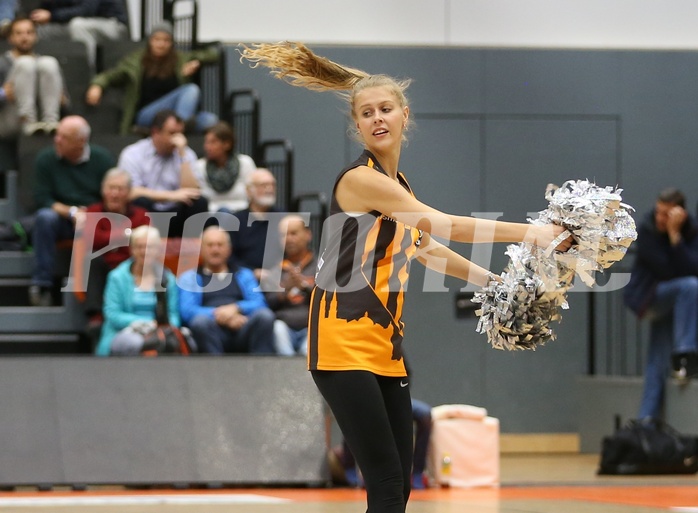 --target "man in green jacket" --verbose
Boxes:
[29,115,114,306]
